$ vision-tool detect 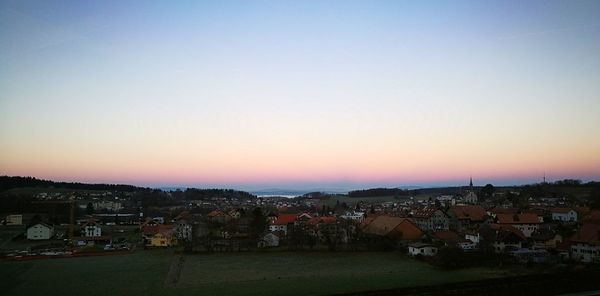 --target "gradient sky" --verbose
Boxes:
[1,0,600,190]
